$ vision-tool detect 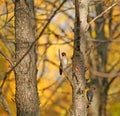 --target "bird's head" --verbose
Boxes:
[61,52,66,56]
